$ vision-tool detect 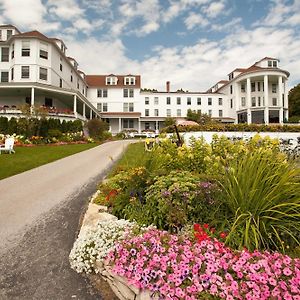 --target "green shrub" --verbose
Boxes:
[86,119,109,139]
[0,116,8,133]
[123,171,222,232]
[220,149,300,252]
[48,129,62,138]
